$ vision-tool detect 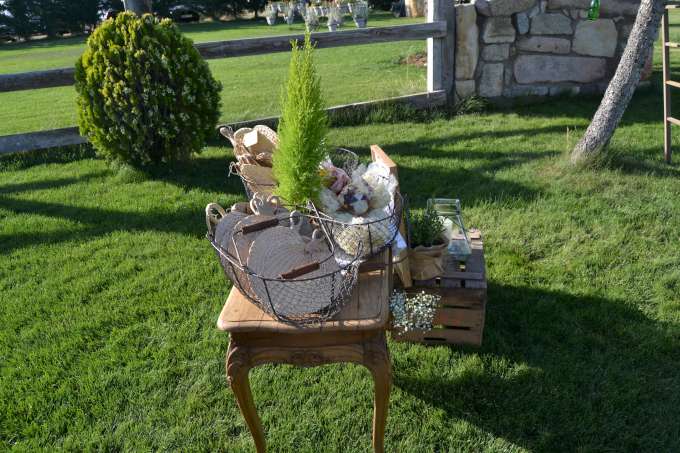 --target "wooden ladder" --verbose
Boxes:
[662,3,680,163]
